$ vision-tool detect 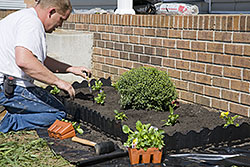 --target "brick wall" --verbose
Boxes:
[1,10,250,117]
[63,14,250,117]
